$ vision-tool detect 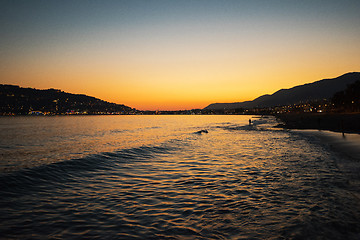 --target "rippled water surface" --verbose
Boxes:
[1,115,360,239]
